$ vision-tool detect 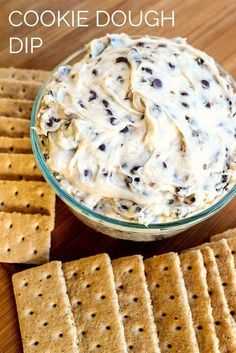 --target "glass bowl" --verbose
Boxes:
[31,37,236,241]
